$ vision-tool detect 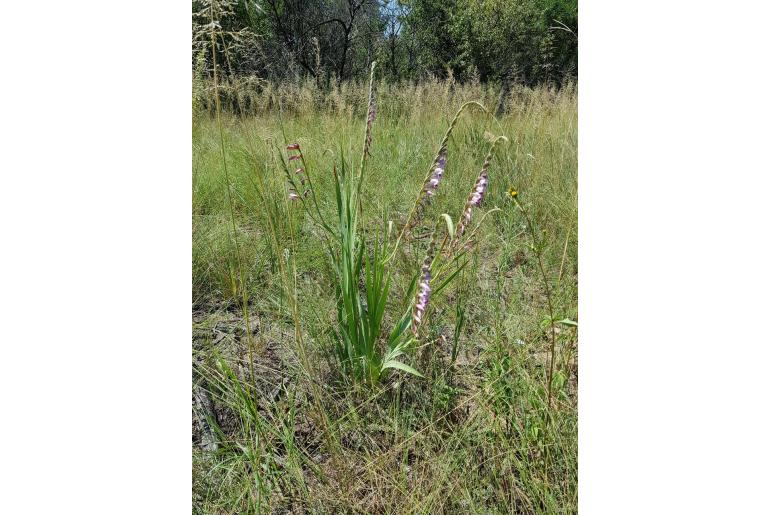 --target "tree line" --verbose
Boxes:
[193,0,577,87]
